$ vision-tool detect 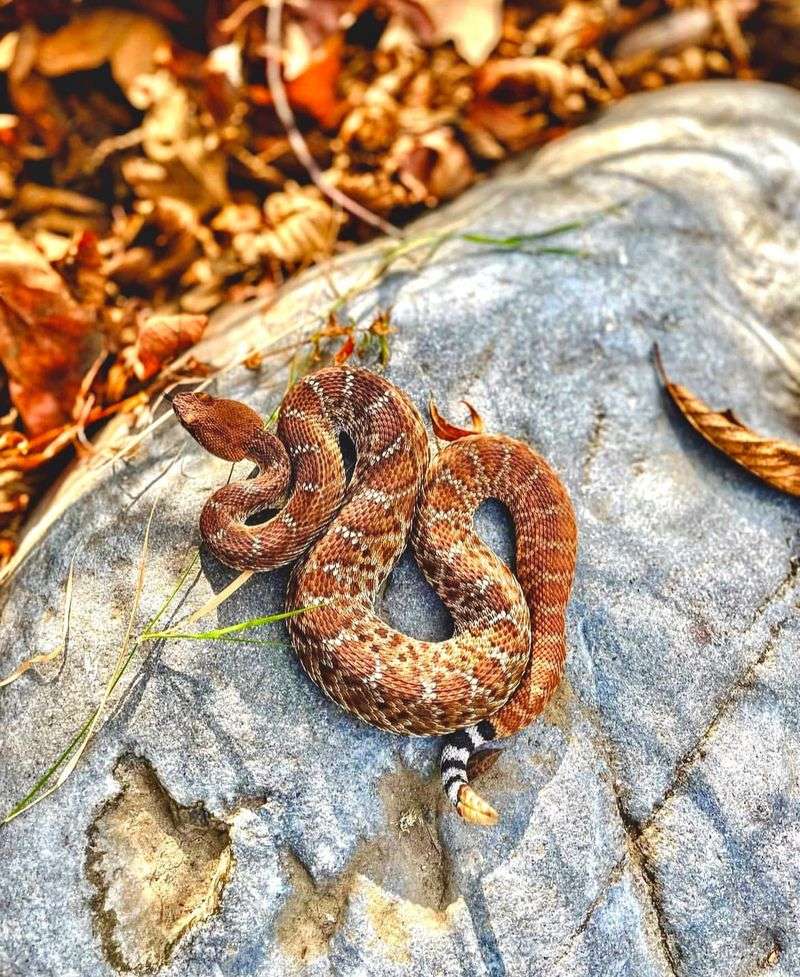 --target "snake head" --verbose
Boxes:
[172,391,265,462]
